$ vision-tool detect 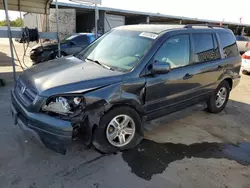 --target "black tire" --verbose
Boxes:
[92,106,143,154]
[207,80,230,113]
[50,51,66,60]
